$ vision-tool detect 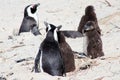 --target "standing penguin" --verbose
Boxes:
[18,3,41,36]
[82,21,104,59]
[44,22,75,73]
[34,22,65,76]
[78,5,101,35]
[57,31,75,72]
